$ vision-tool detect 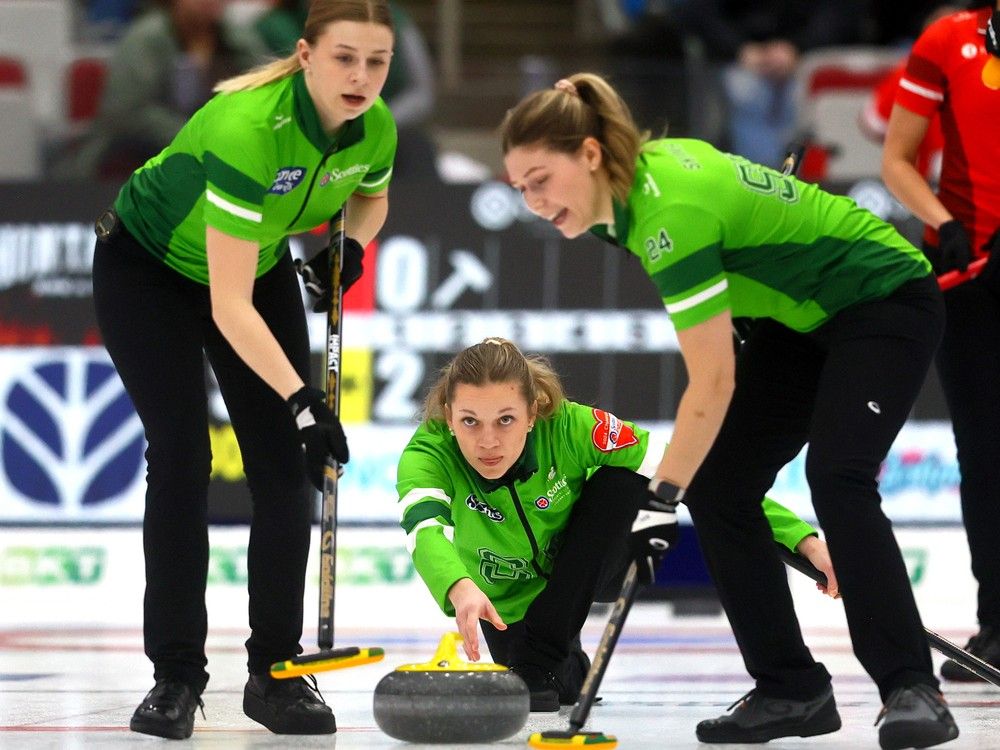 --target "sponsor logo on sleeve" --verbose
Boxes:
[269,167,307,194]
[591,408,638,452]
